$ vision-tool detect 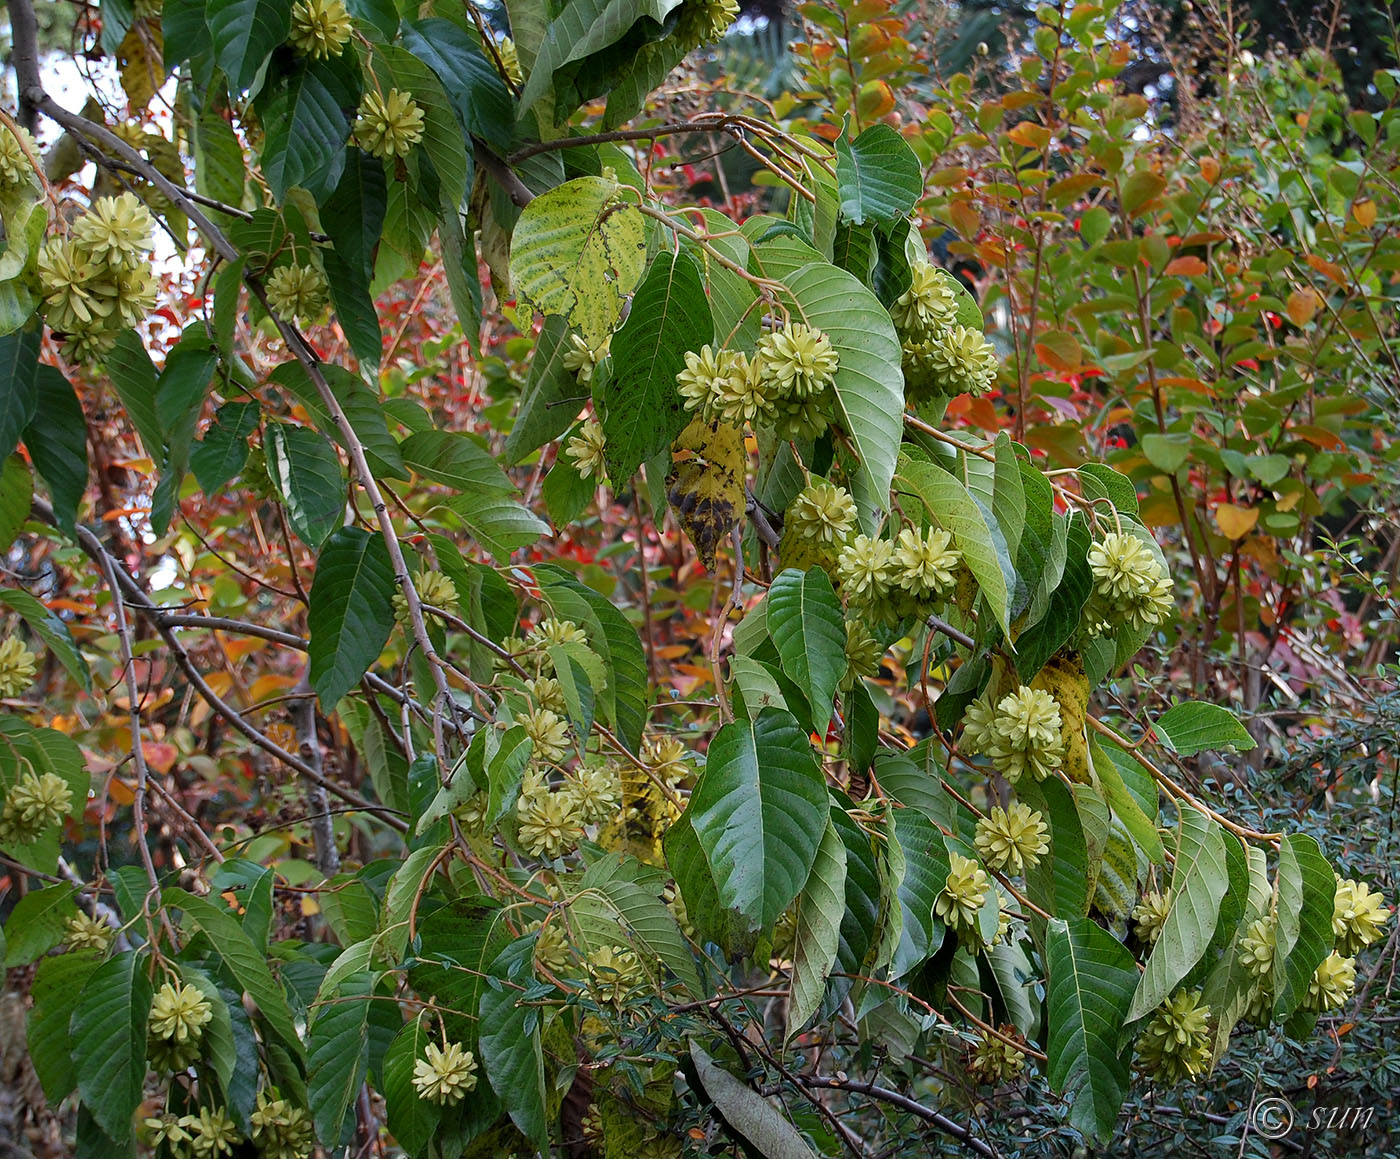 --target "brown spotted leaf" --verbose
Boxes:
[668,417,744,570]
